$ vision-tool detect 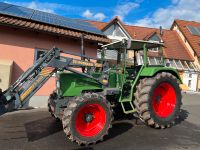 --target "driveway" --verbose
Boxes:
[0,93,200,150]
